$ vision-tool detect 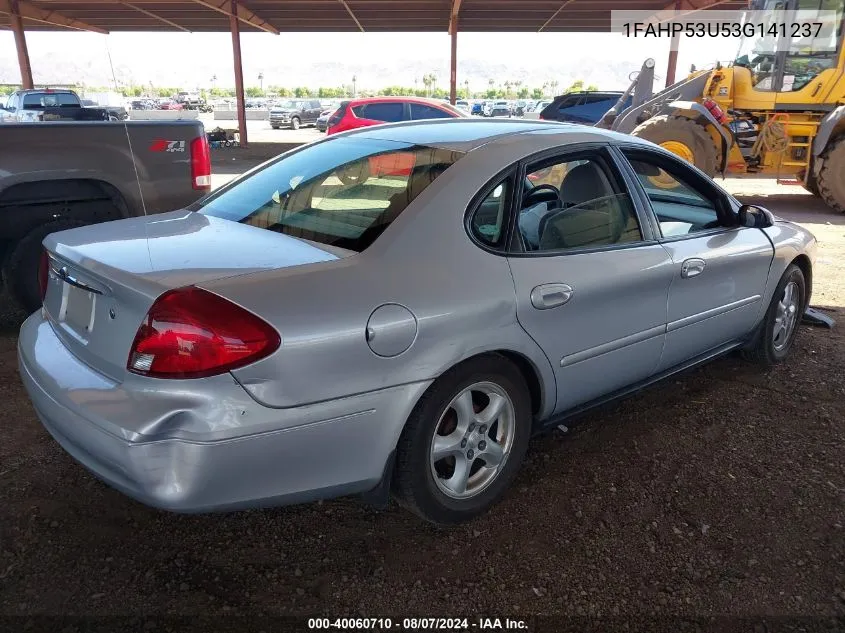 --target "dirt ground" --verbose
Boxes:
[0,176,843,632]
